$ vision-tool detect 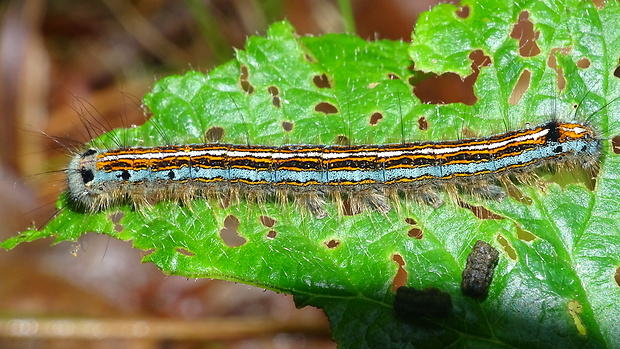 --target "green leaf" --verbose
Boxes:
[3,0,620,347]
